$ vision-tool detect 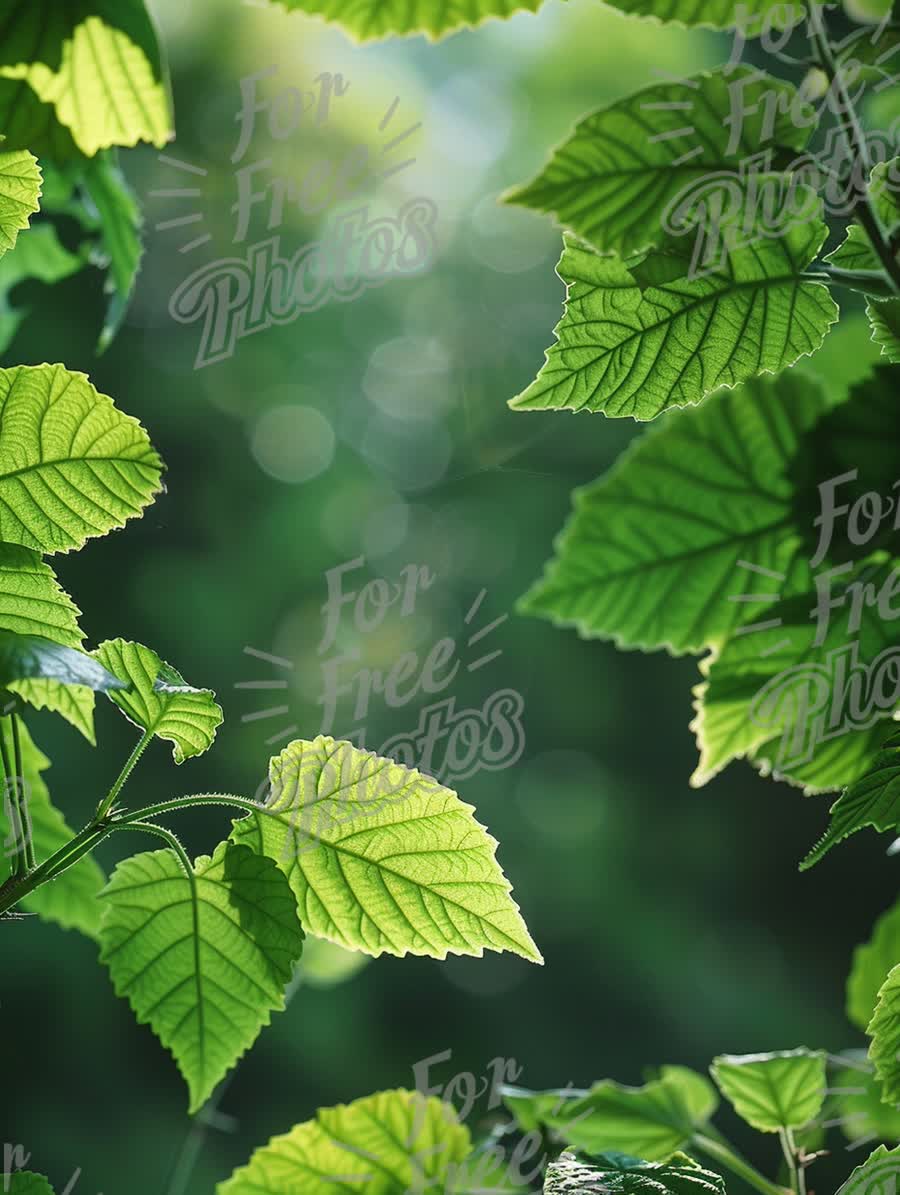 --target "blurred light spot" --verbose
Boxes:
[250,405,335,483]
[363,336,454,420]
[515,749,607,842]
[363,501,410,557]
